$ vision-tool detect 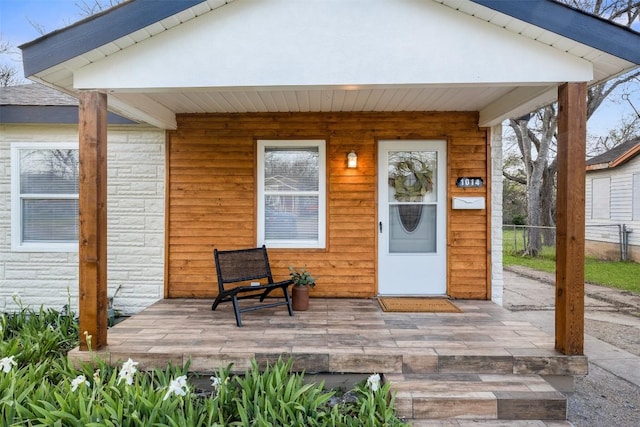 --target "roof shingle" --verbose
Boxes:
[586,137,640,170]
[0,83,77,106]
